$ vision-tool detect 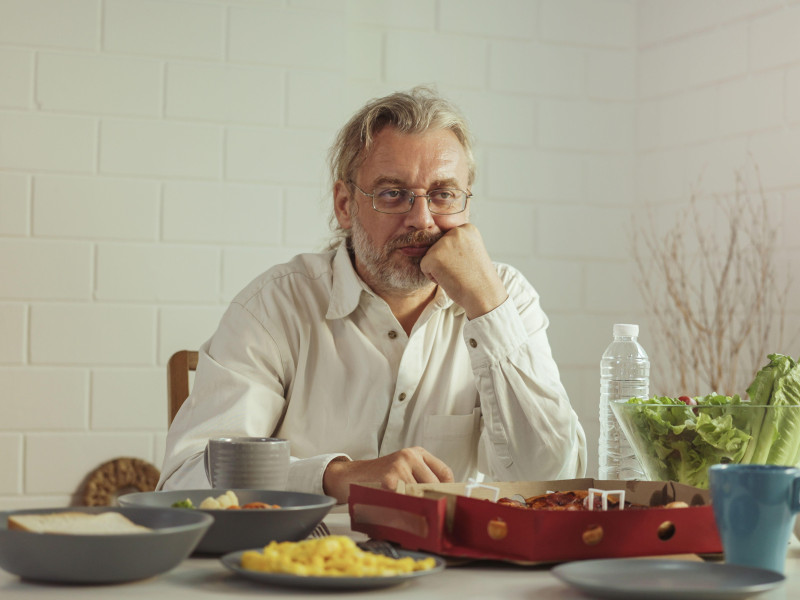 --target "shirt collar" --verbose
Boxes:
[325,240,464,320]
[326,241,371,320]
